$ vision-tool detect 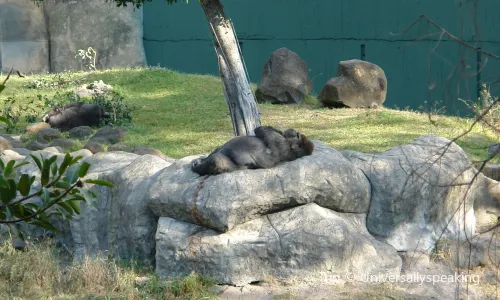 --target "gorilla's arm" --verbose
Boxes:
[191,136,276,176]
